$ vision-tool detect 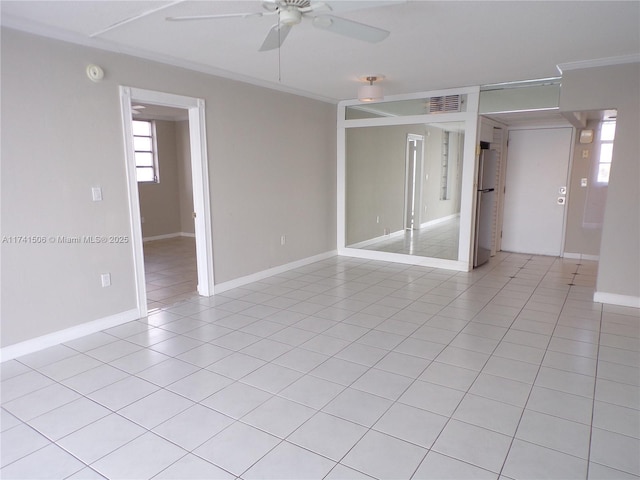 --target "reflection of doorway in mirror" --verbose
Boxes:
[404,134,424,231]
